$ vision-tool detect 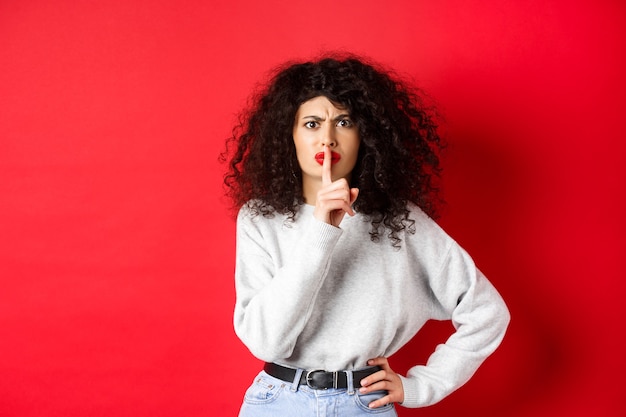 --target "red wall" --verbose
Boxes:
[1,1,624,416]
